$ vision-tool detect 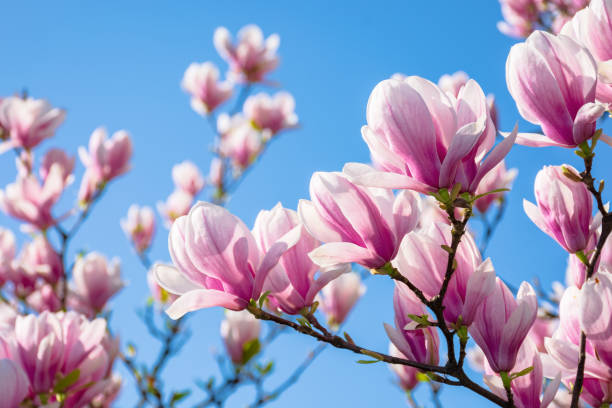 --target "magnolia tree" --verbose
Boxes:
[1,1,612,407]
